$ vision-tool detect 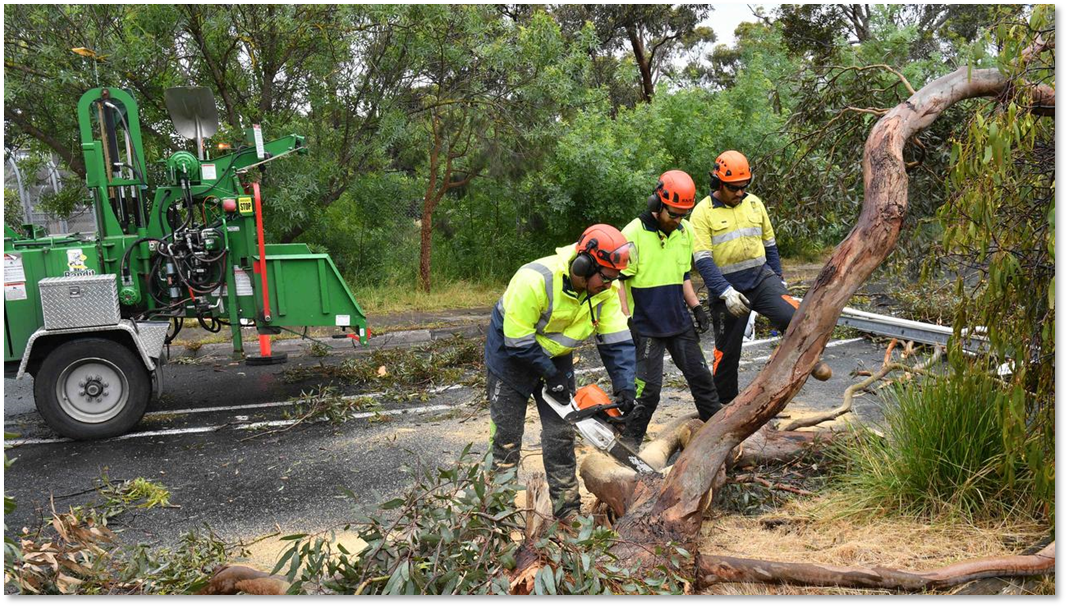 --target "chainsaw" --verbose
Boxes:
[542,384,659,476]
